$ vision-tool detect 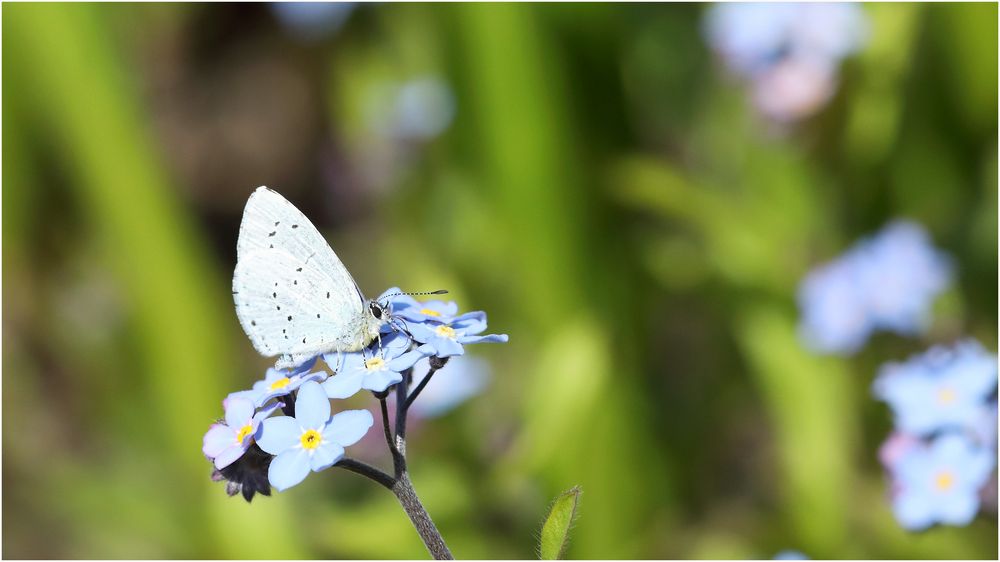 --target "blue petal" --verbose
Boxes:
[322,369,366,400]
[269,448,311,491]
[408,323,438,344]
[257,416,301,455]
[339,351,369,373]
[433,337,465,357]
[362,370,403,393]
[213,444,248,470]
[324,409,374,446]
[936,491,979,526]
[295,381,331,429]
[457,333,508,345]
[322,351,345,372]
[387,348,428,371]
[893,491,935,531]
[309,443,345,472]
[224,397,255,428]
